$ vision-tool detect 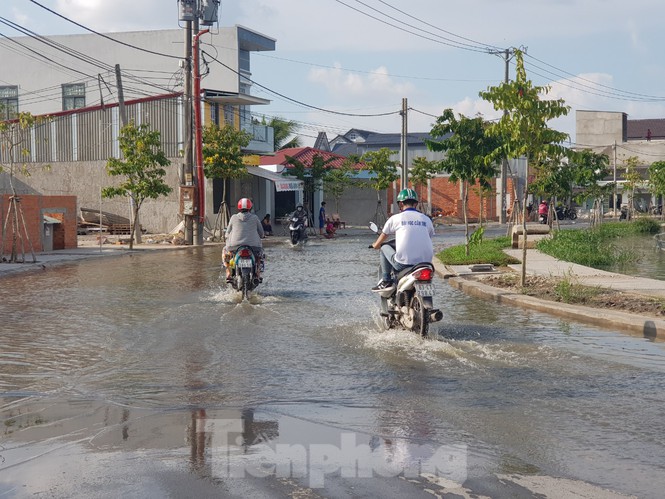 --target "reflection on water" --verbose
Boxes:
[1,233,665,497]
[603,233,665,280]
